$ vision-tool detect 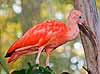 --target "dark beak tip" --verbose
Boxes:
[78,22,97,50]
